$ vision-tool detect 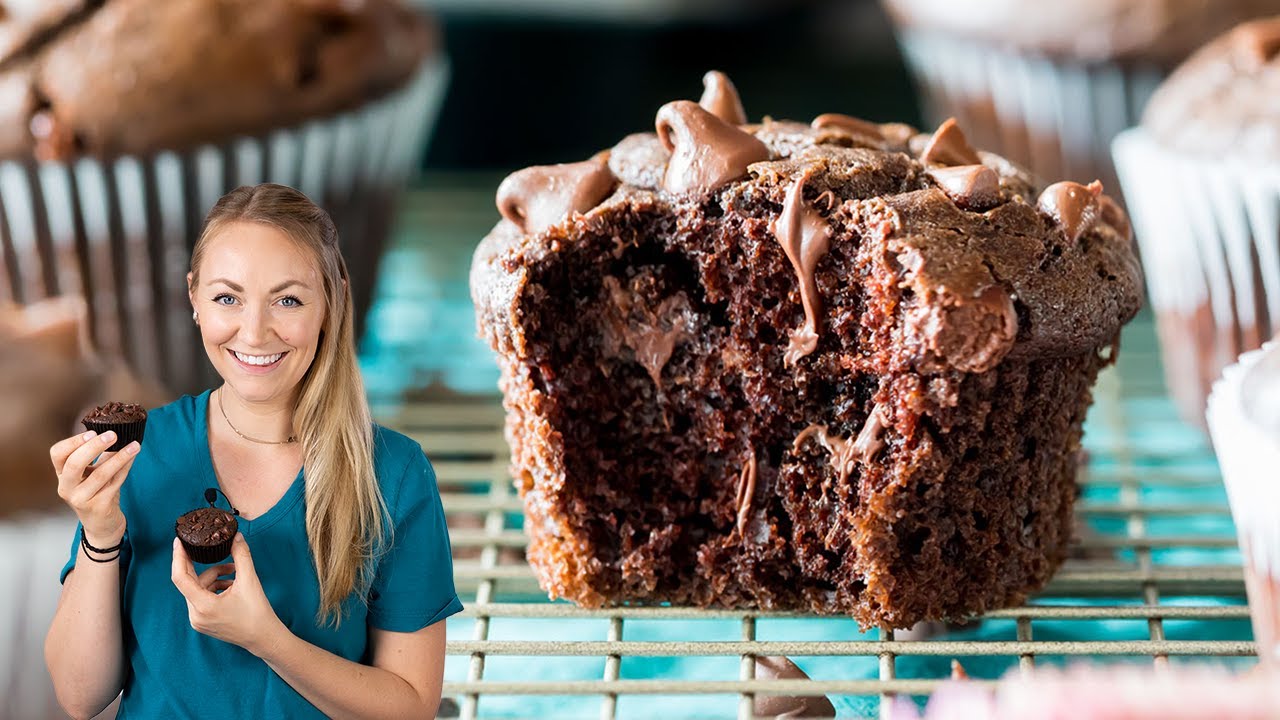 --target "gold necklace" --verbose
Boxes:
[218,388,297,445]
